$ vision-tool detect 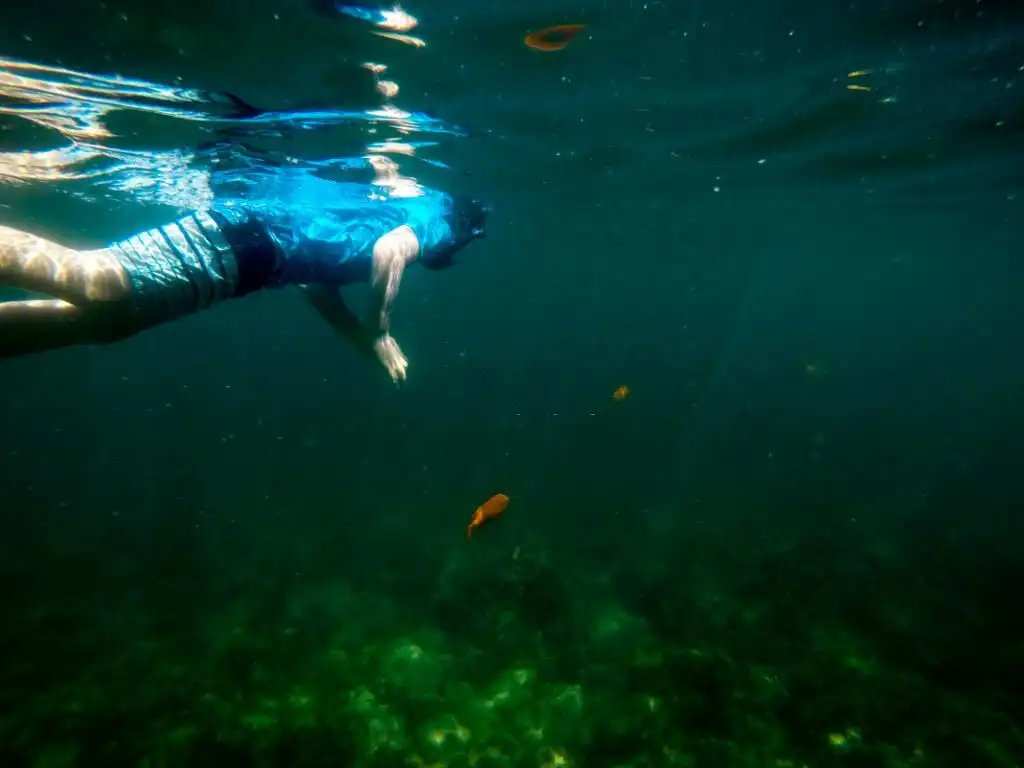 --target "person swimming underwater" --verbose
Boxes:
[0,157,489,382]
